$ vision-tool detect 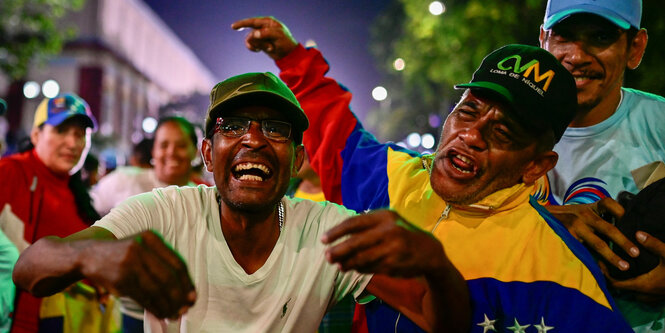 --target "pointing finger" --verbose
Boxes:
[231,17,265,31]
